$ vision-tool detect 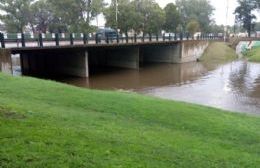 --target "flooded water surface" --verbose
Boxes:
[59,60,260,115]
